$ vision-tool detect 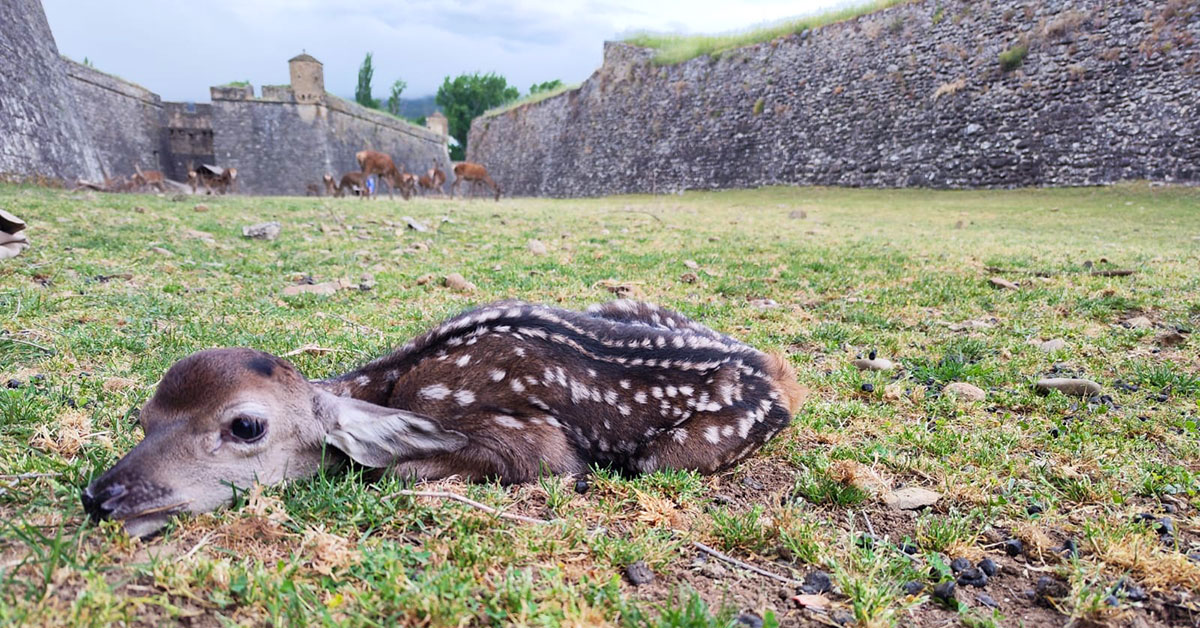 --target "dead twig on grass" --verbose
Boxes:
[0,472,61,481]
